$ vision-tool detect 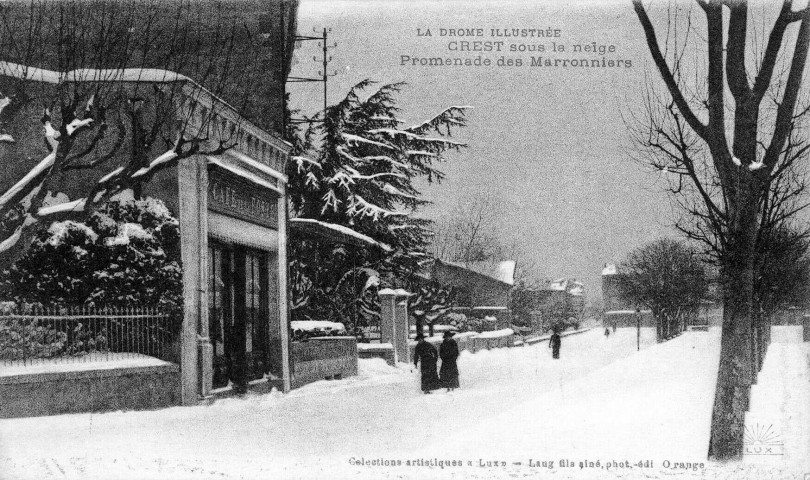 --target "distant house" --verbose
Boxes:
[531,278,586,329]
[422,259,516,320]
[601,263,628,311]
